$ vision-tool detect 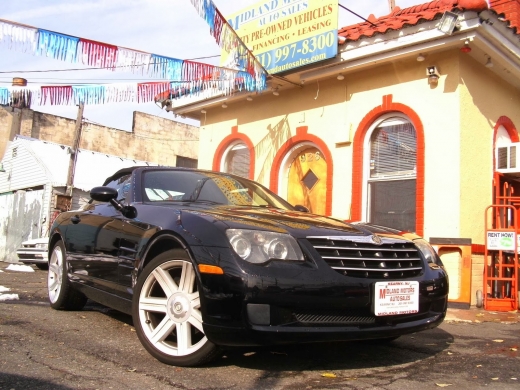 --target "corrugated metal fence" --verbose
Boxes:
[0,189,44,262]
